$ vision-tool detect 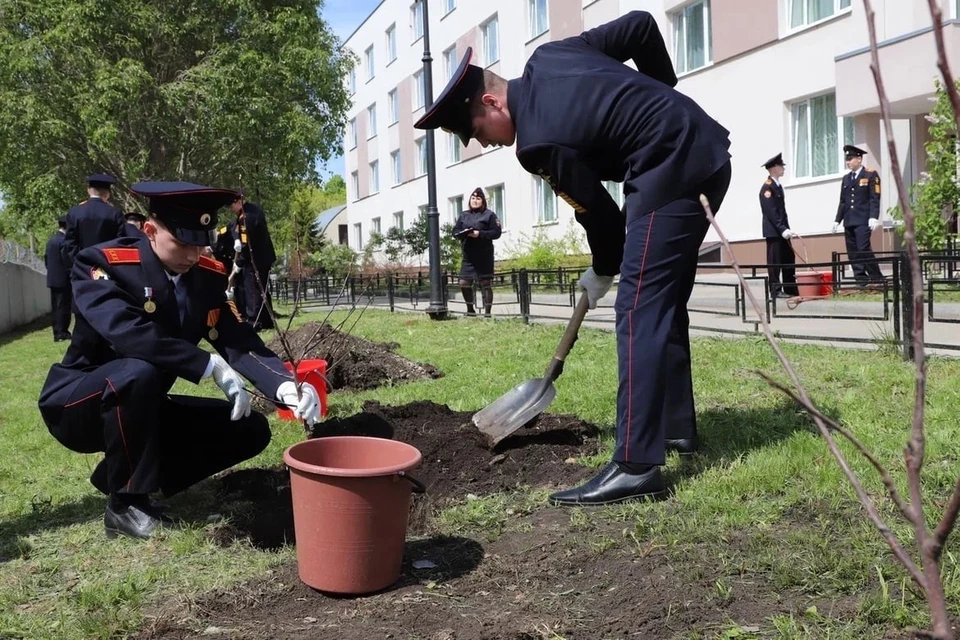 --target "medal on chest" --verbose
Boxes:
[207,309,221,341]
[143,287,157,314]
